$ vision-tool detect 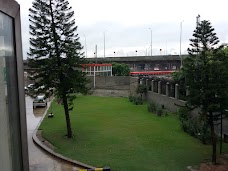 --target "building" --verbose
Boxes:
[82,63,112,76]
